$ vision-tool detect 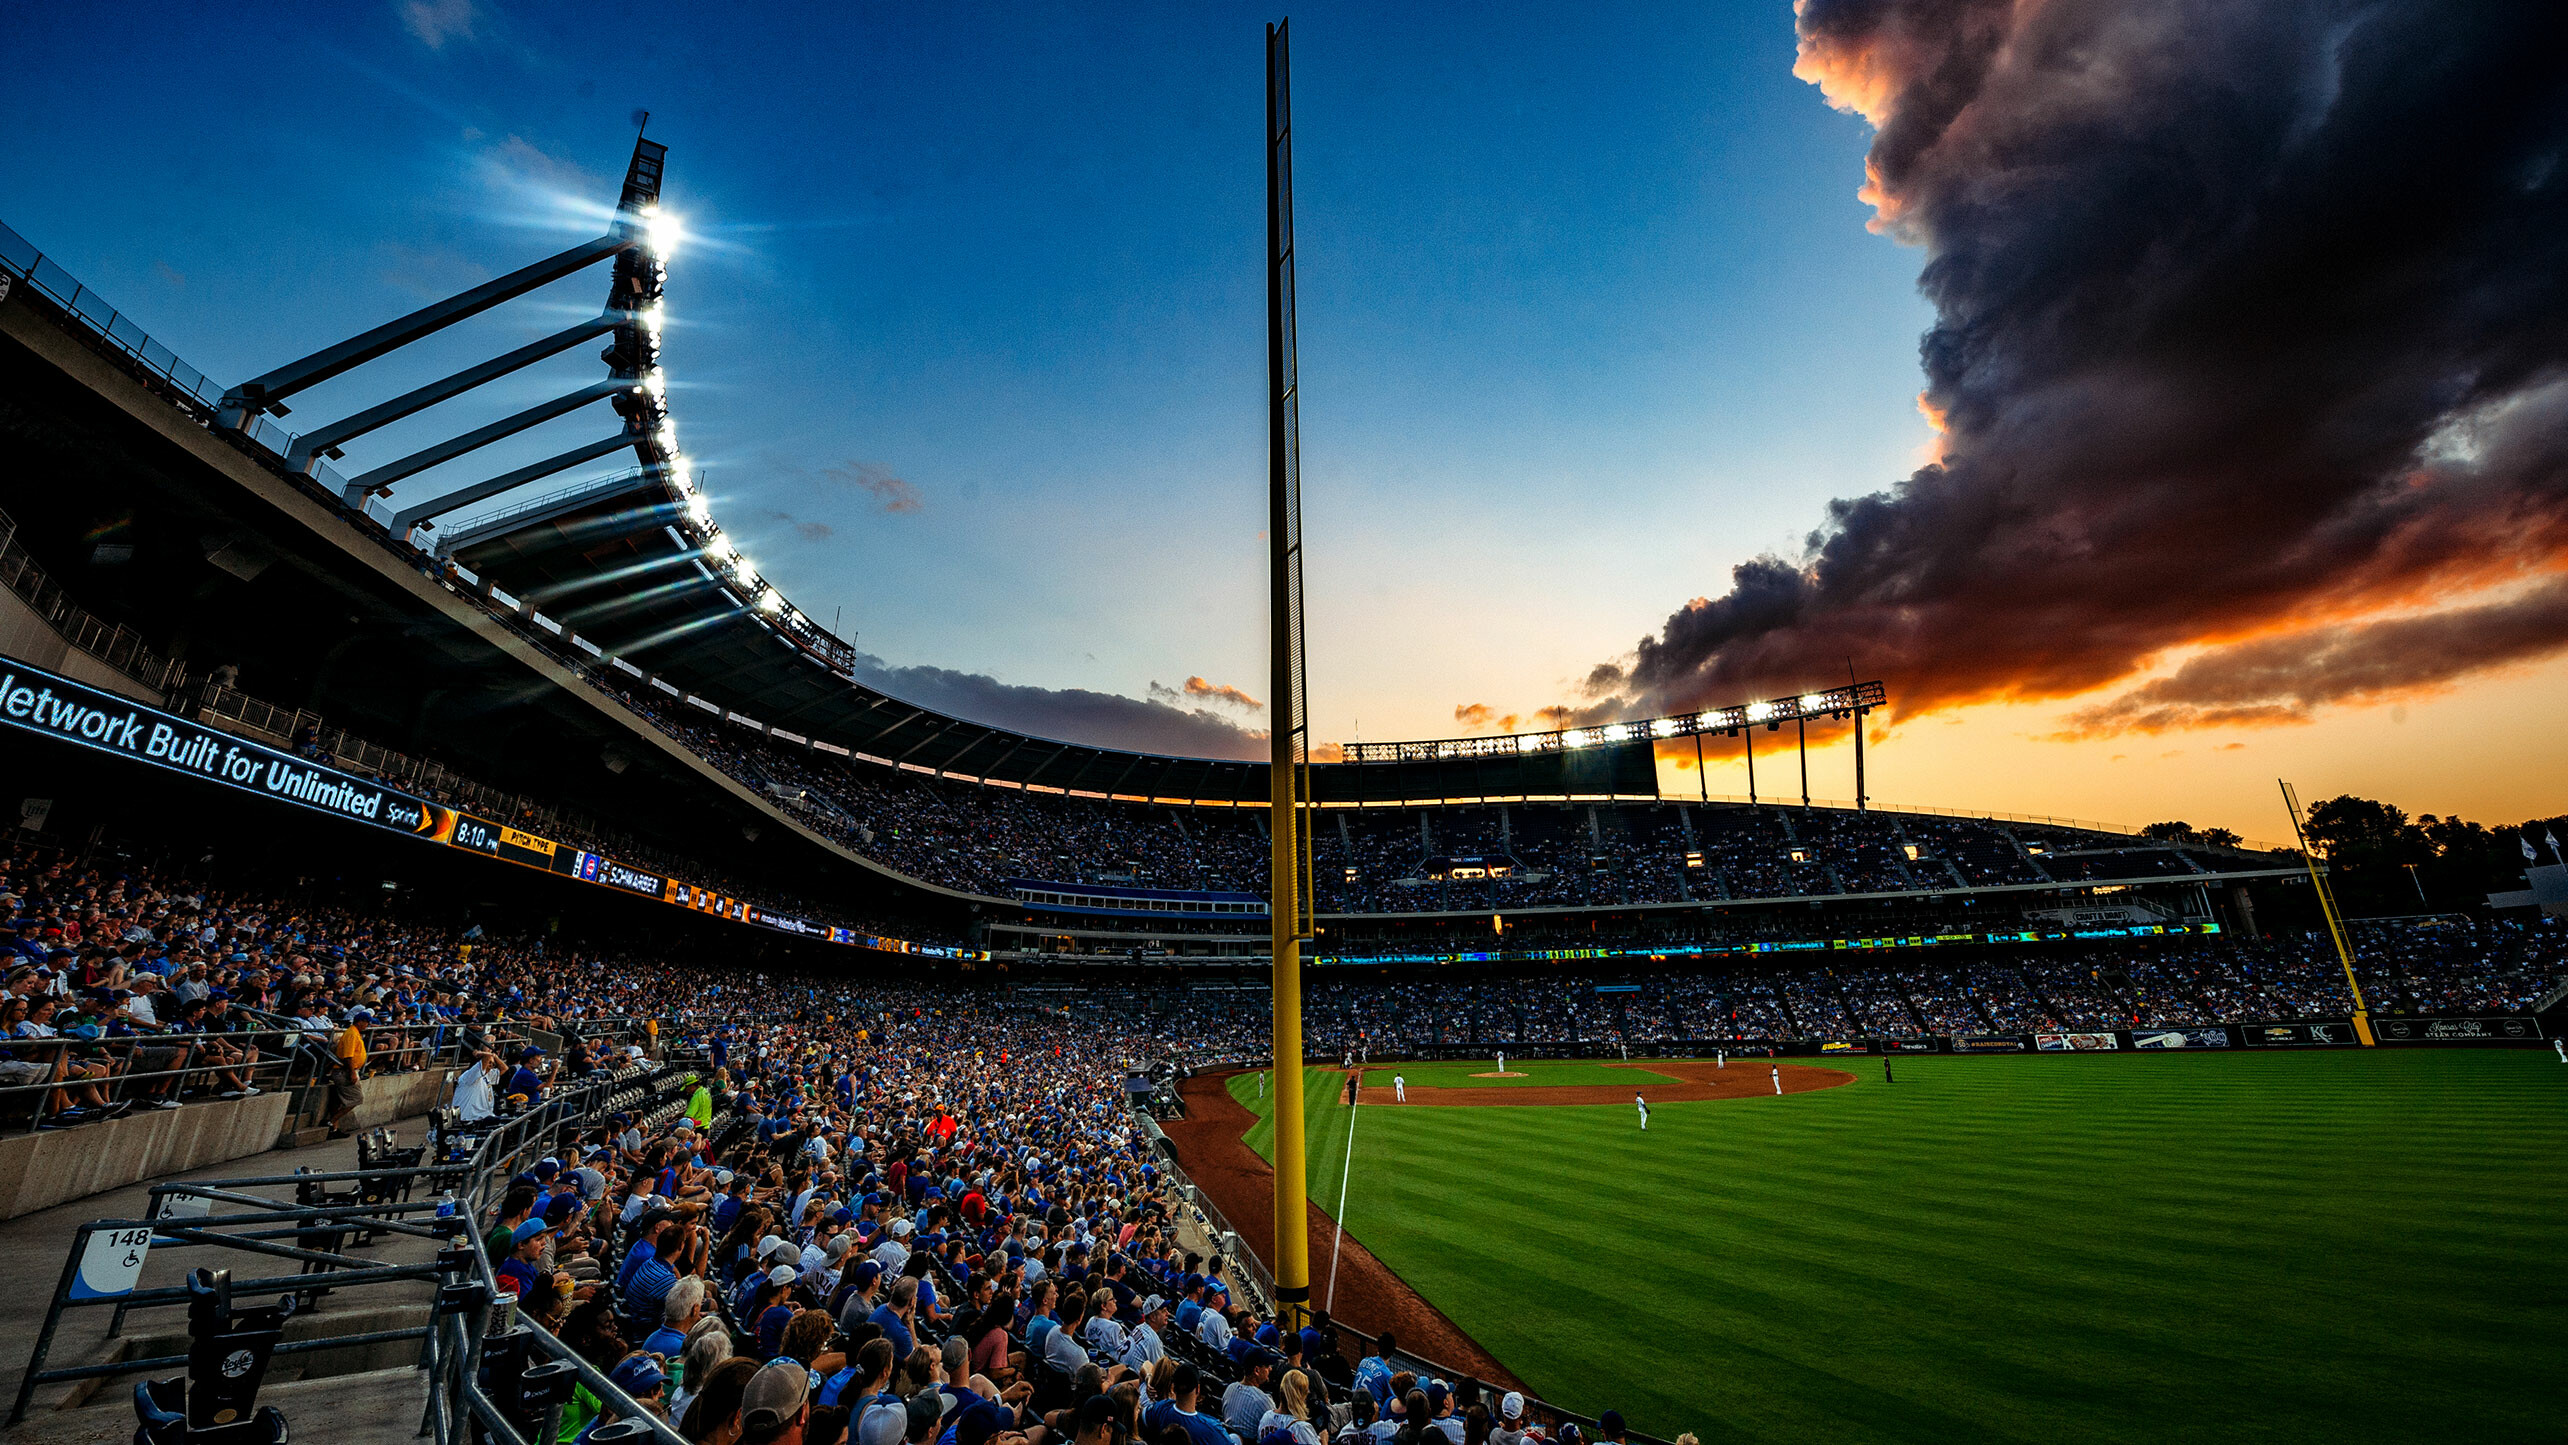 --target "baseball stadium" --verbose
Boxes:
[0,6,2561,1445]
